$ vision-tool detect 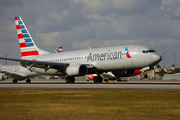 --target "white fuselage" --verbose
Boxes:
[25,45,162,75]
